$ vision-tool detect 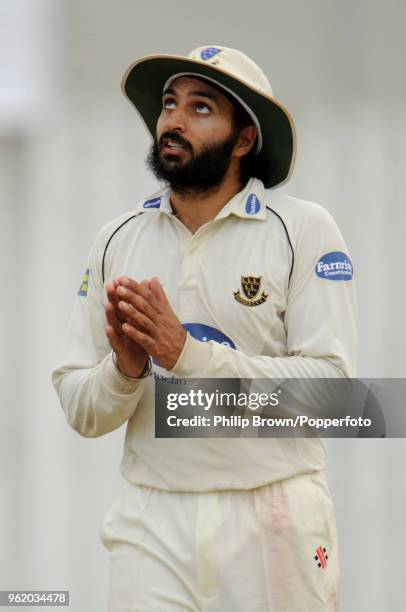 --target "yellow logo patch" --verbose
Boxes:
[78,268,89,297]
